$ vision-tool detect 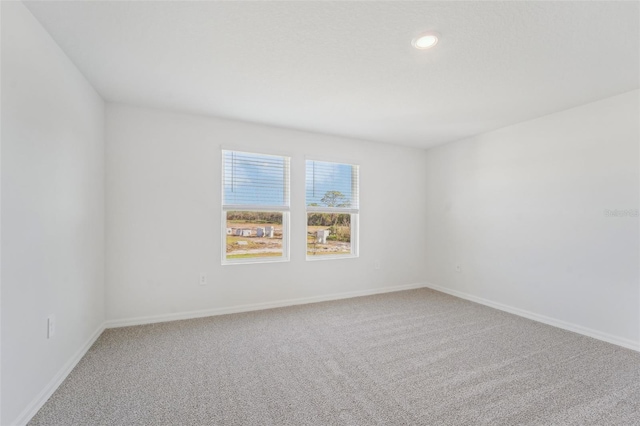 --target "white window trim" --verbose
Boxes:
[305,160,360,261]
[221,150,290,265]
